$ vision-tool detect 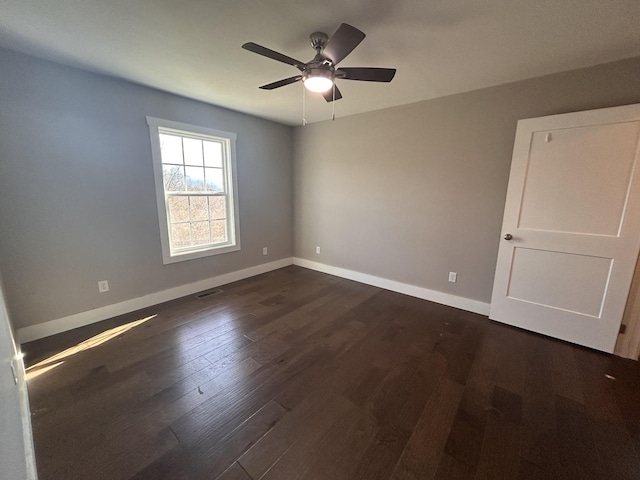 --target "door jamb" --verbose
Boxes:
[615,253,640,360]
